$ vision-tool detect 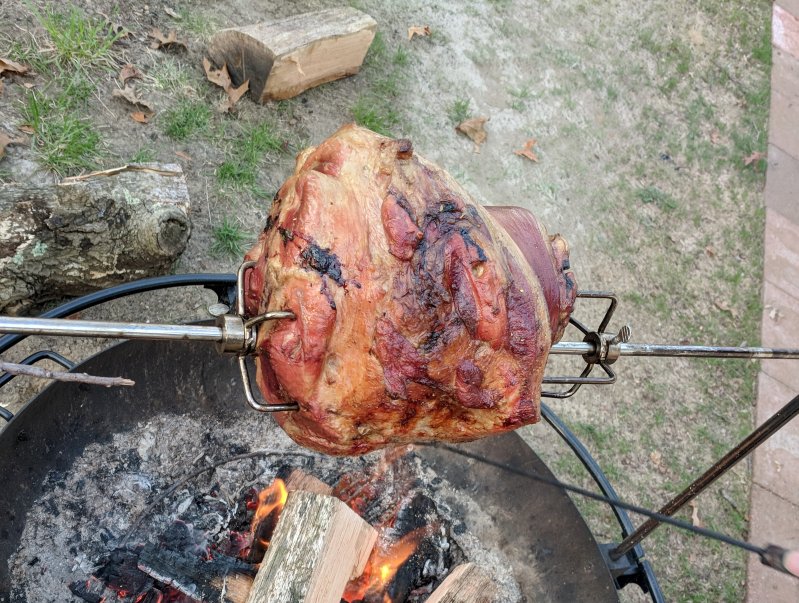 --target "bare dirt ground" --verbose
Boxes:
[0,0,772,600]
